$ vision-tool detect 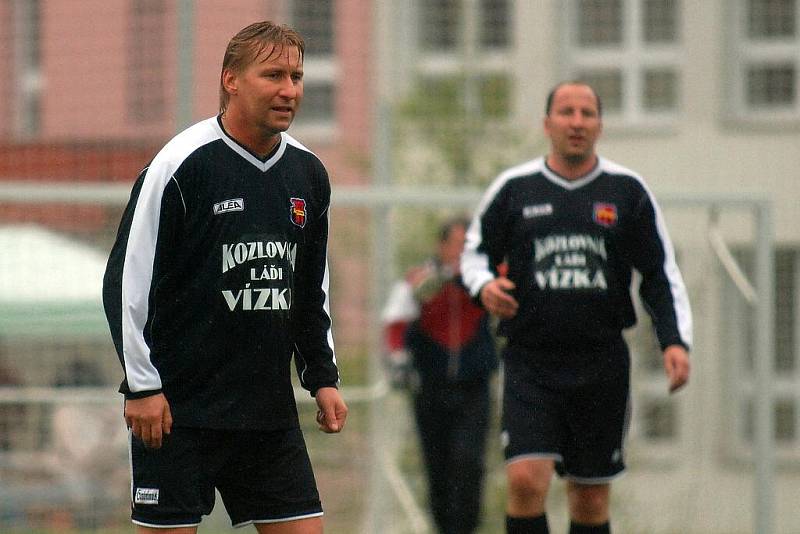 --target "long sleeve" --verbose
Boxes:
[292,168,340,394]
[102,163,185,398]
[629,186,693,351]
[461,176,510,298]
